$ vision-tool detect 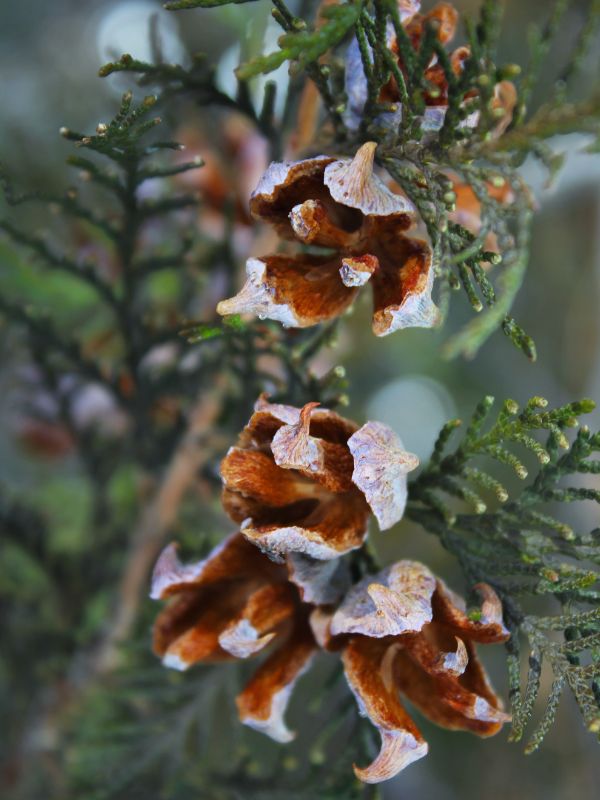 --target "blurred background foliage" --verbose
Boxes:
[1,0,600,798]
